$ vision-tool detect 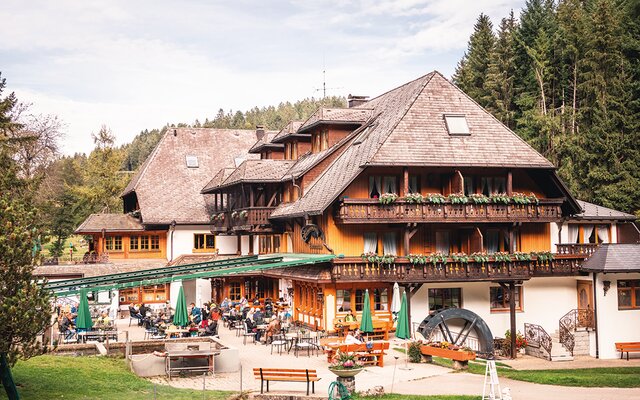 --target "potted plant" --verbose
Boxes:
[448,193,468,204]
[419,341,476,362]
[239,210,248,218]
[328,351,364,378]
[468,193,490,204]
[404,192,425,204]
[490,193,510,204]
[378,192,398,204]
[408,253,427,265]
[425,193,446,204]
